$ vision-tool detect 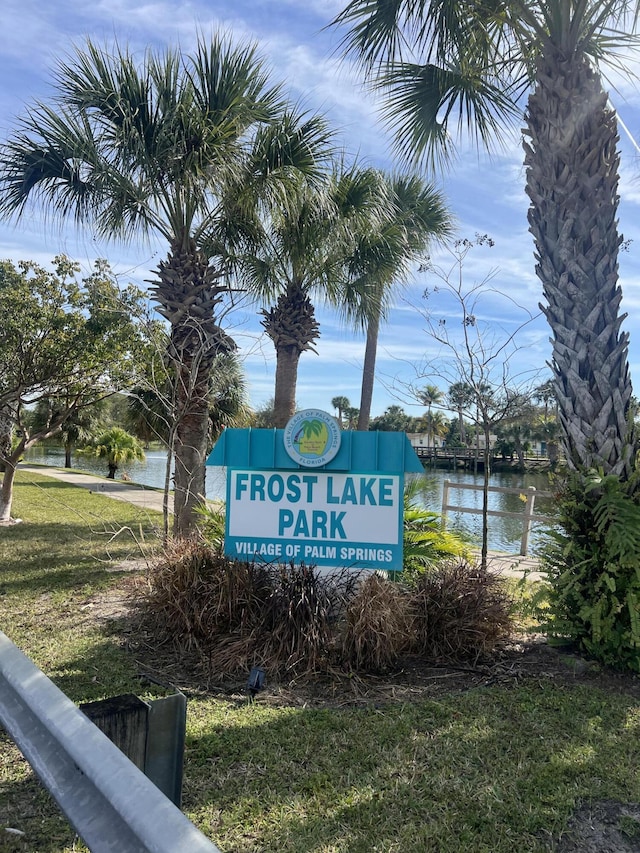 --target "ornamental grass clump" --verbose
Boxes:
[340,573,414,672]
[143,544,358,676]
[143,540,271,651]
[142,542,515,678]
[258,563,355,675]
[409,561,514,663]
